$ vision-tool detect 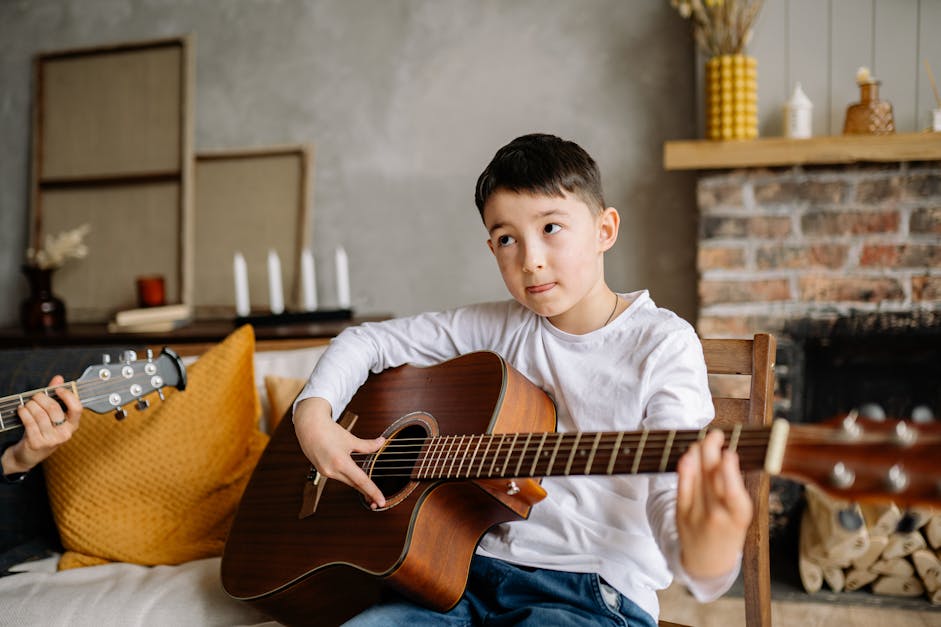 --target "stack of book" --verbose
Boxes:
[107,304,193,333]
